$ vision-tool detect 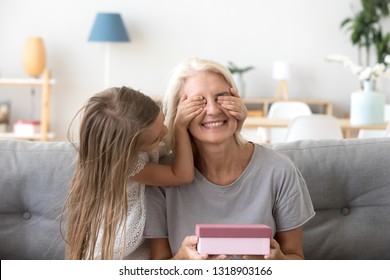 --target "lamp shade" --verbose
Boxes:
[88,13,130,42]
[272,61,290,80]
